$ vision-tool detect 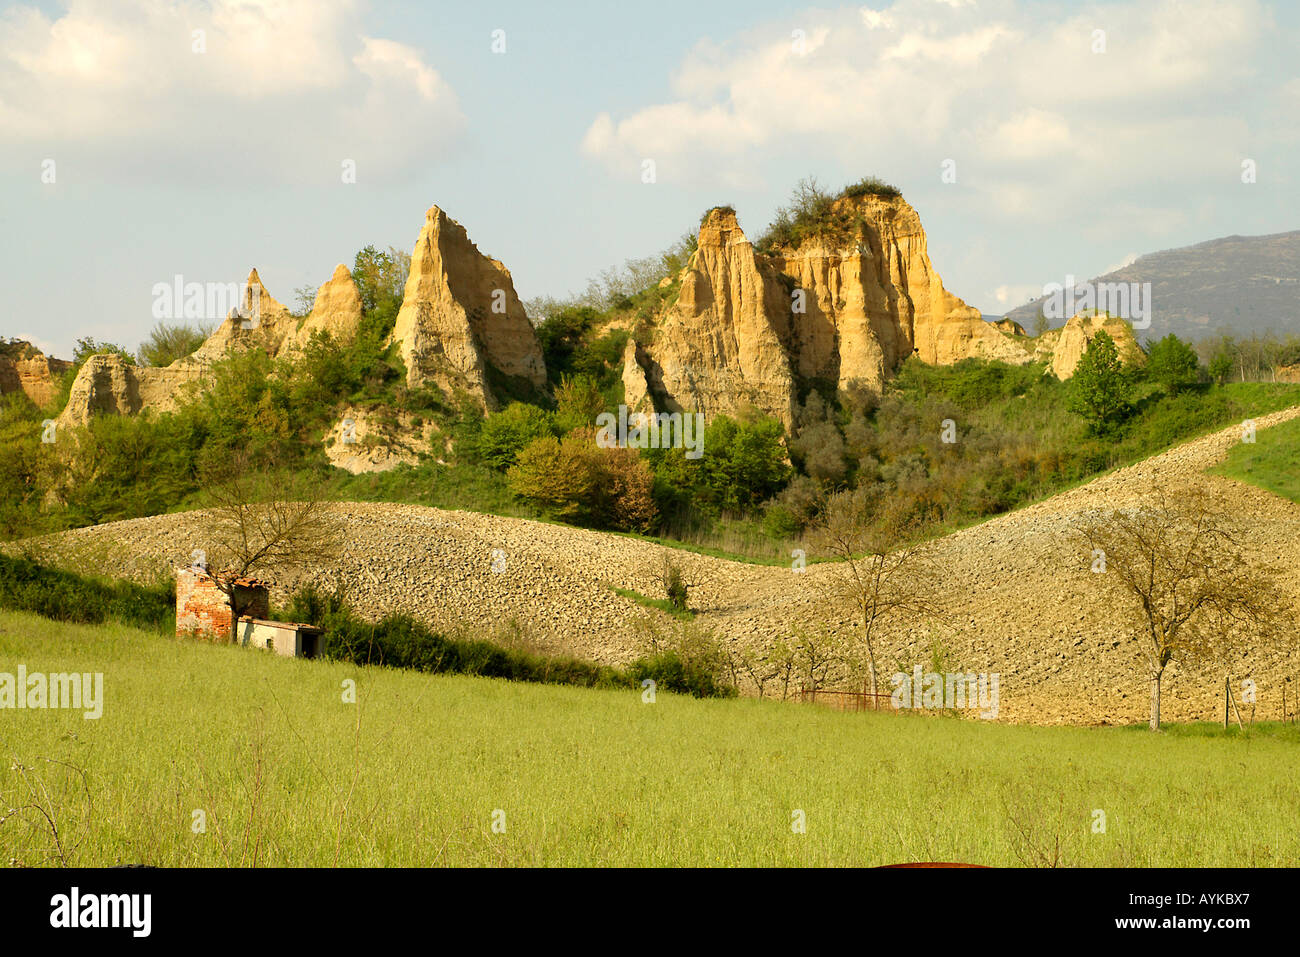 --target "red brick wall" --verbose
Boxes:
[176,568,269,641]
